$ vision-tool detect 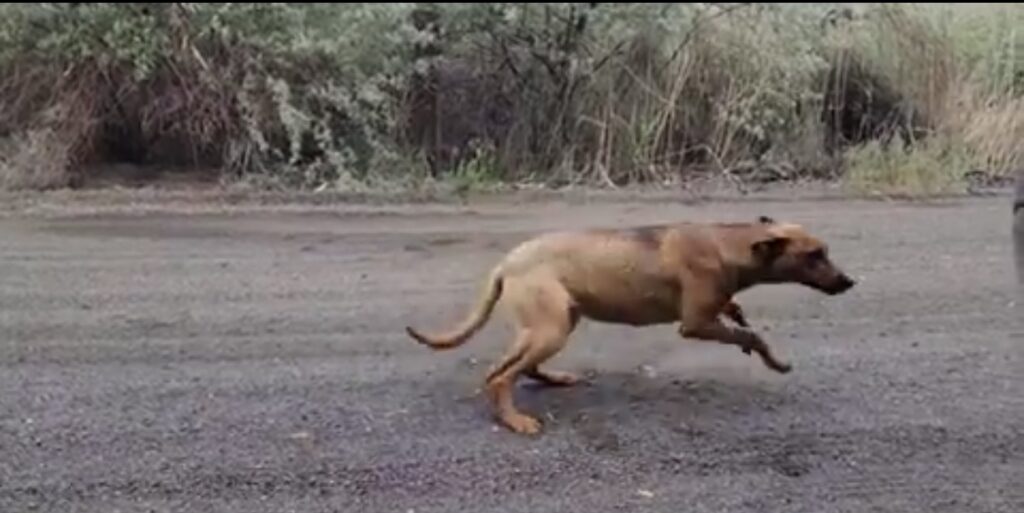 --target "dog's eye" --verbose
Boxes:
[806,249,826,262]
